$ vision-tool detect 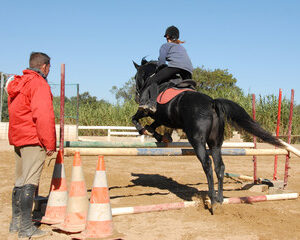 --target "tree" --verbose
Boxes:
[76,91,98,104]
[110,77,136,102]
[192,66,243,98]
[294,104,300,115]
